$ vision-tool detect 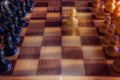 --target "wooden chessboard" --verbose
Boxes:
[0,0,120,80]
